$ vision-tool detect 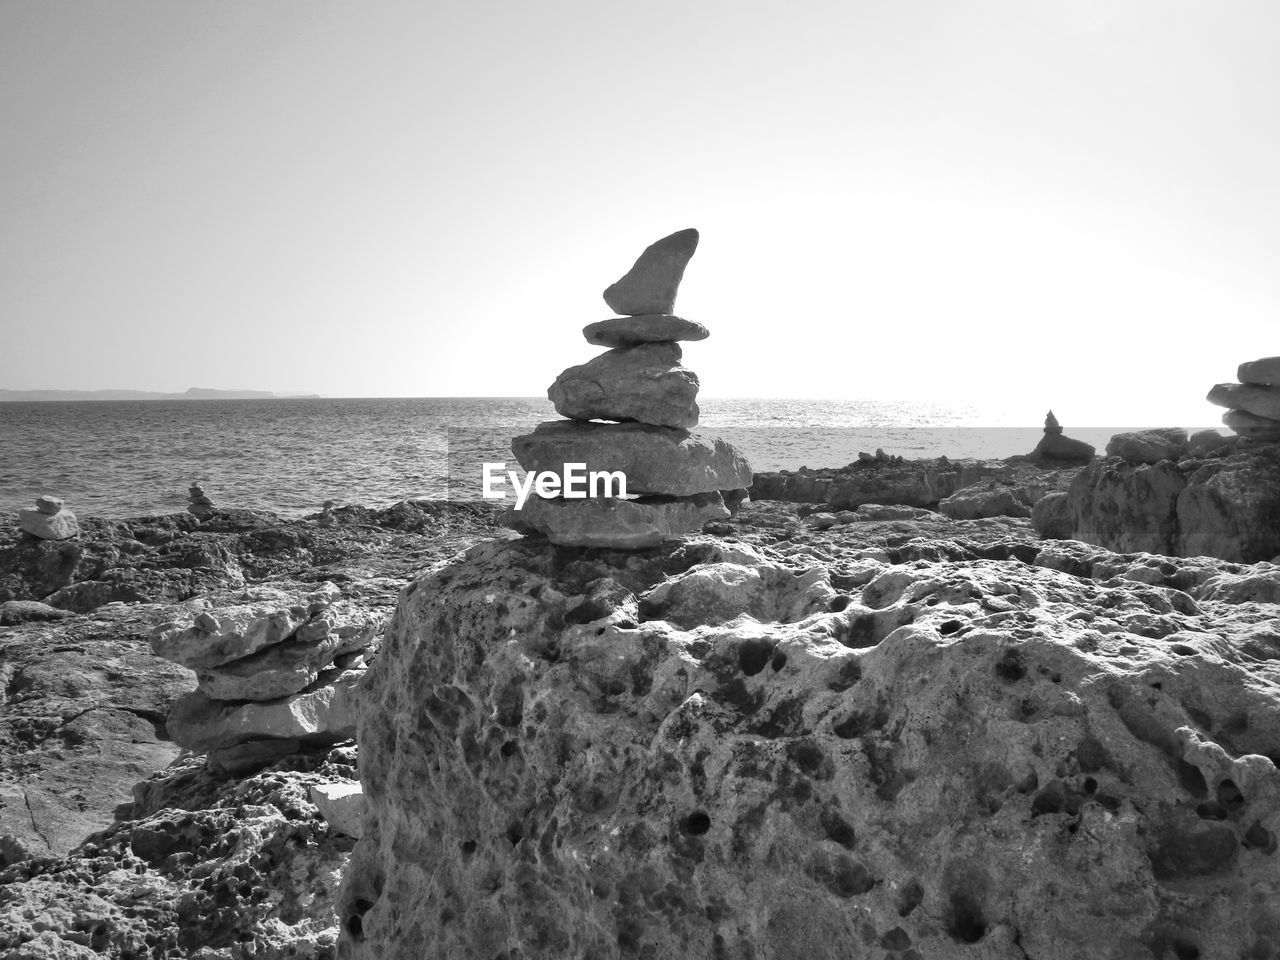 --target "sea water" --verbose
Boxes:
[0,397,1194,518]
